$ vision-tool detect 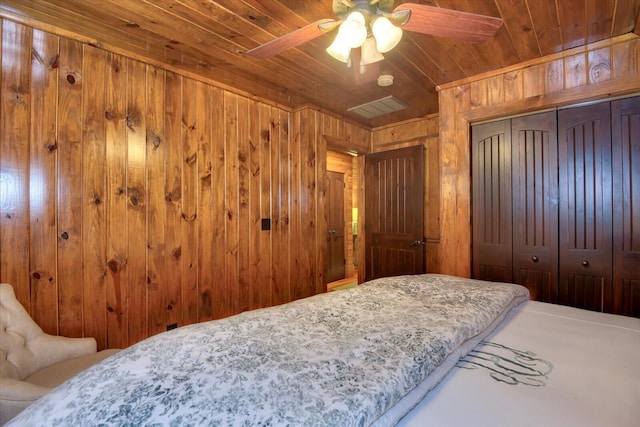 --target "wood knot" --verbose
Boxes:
[172,247,182,260]
[107,259,120,274]
[45,141,58,152]
[60,231,69,240]
[181,212,197,222]
[66,74,76,85]
[32,272,41,280]
[186,153,197,165]
[105,110,114,120]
